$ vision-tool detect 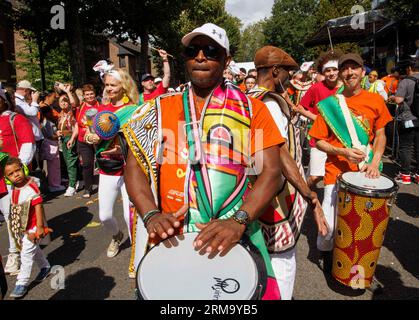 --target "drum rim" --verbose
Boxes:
[135,232,263,300]
[337,172,399,197]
